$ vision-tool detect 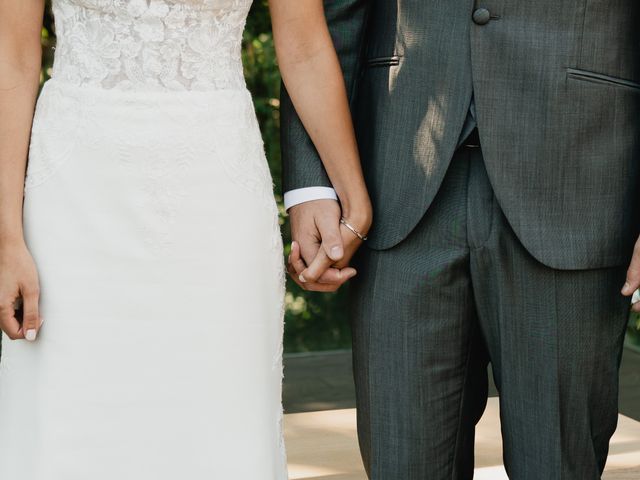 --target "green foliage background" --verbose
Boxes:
[40,1,351,353]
